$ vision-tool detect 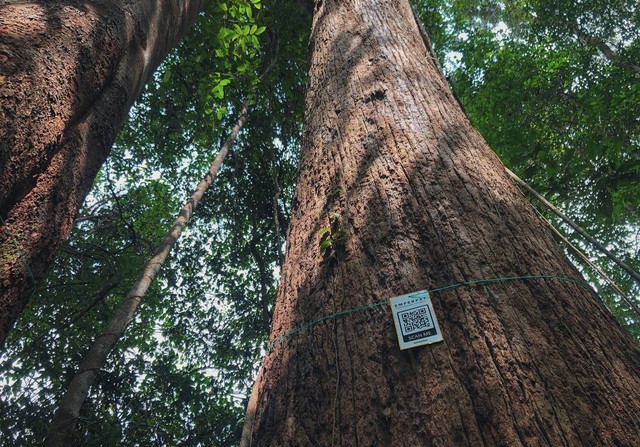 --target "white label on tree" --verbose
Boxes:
[390,290,443,350]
